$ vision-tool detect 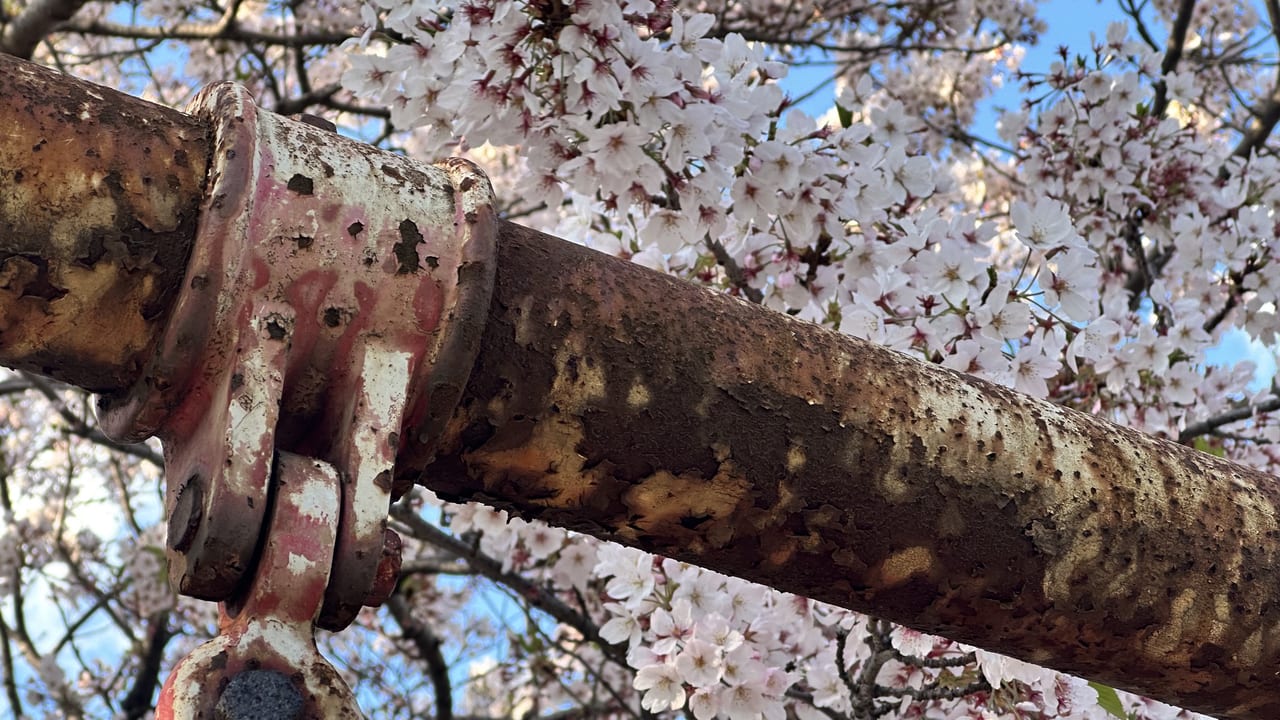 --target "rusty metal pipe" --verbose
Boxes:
[0,54,208,391]
[416,221,1280,720]
[3,54,1279,718]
